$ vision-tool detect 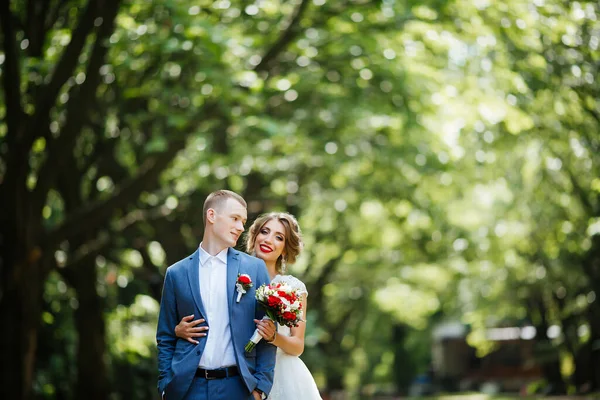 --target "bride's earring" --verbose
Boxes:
[281,256,287,274]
